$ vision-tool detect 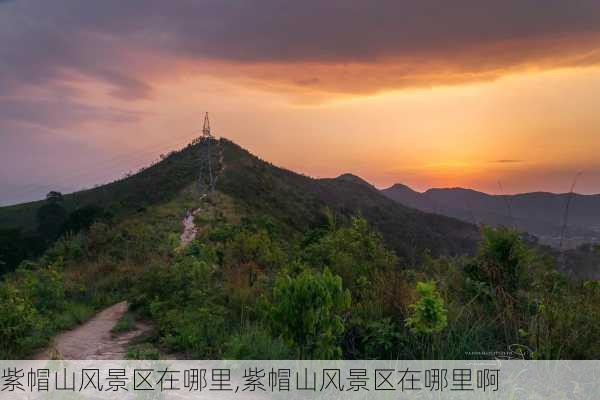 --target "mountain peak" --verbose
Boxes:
[425,187,482,194]
[335,173,374,188]
[385,183,420,194]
